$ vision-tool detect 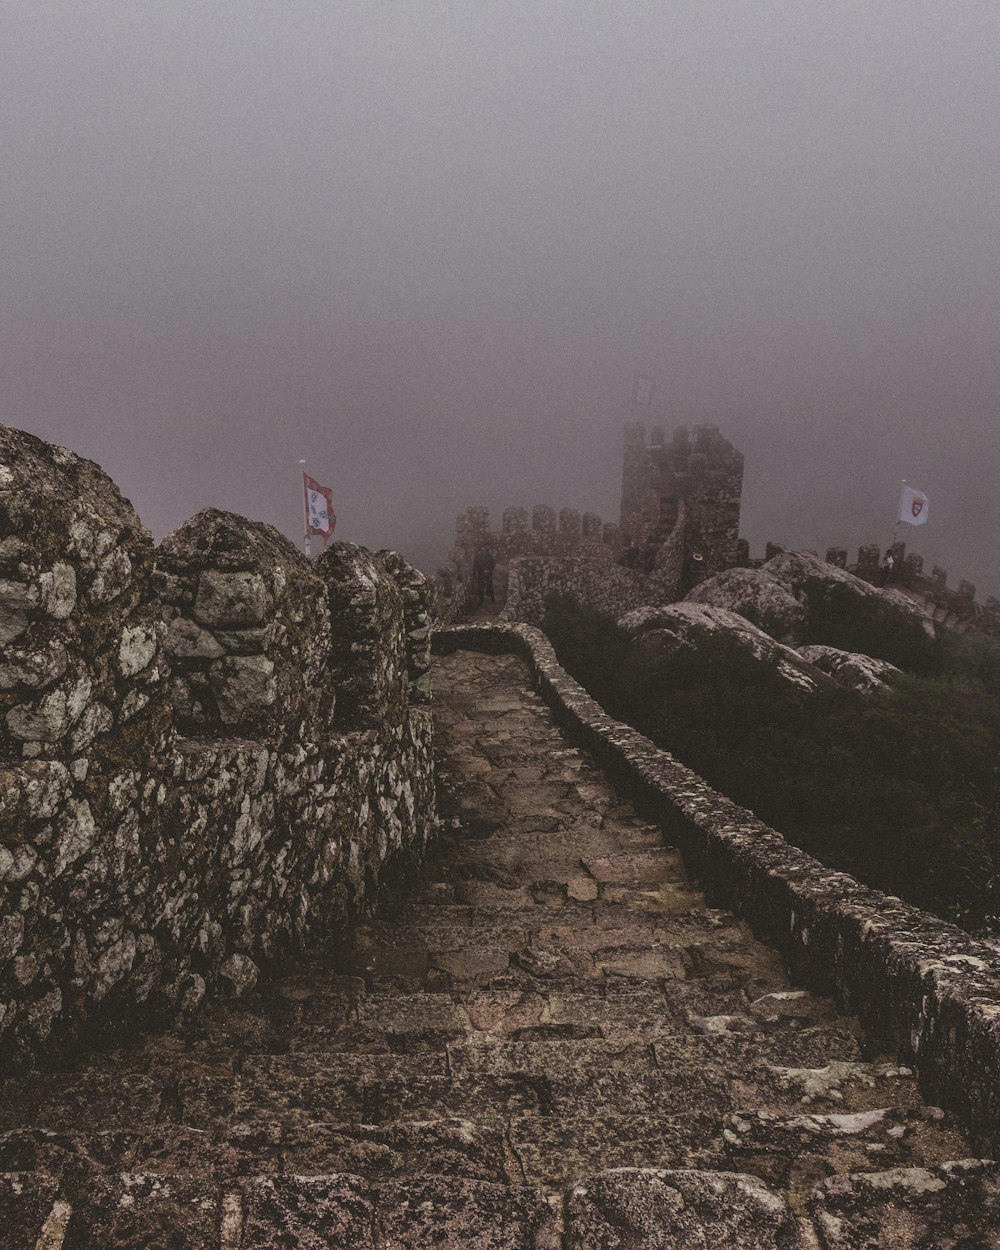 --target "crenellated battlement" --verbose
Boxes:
[441,501,624,621]
[0,426,436,1069]
[755,538,1000,638]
